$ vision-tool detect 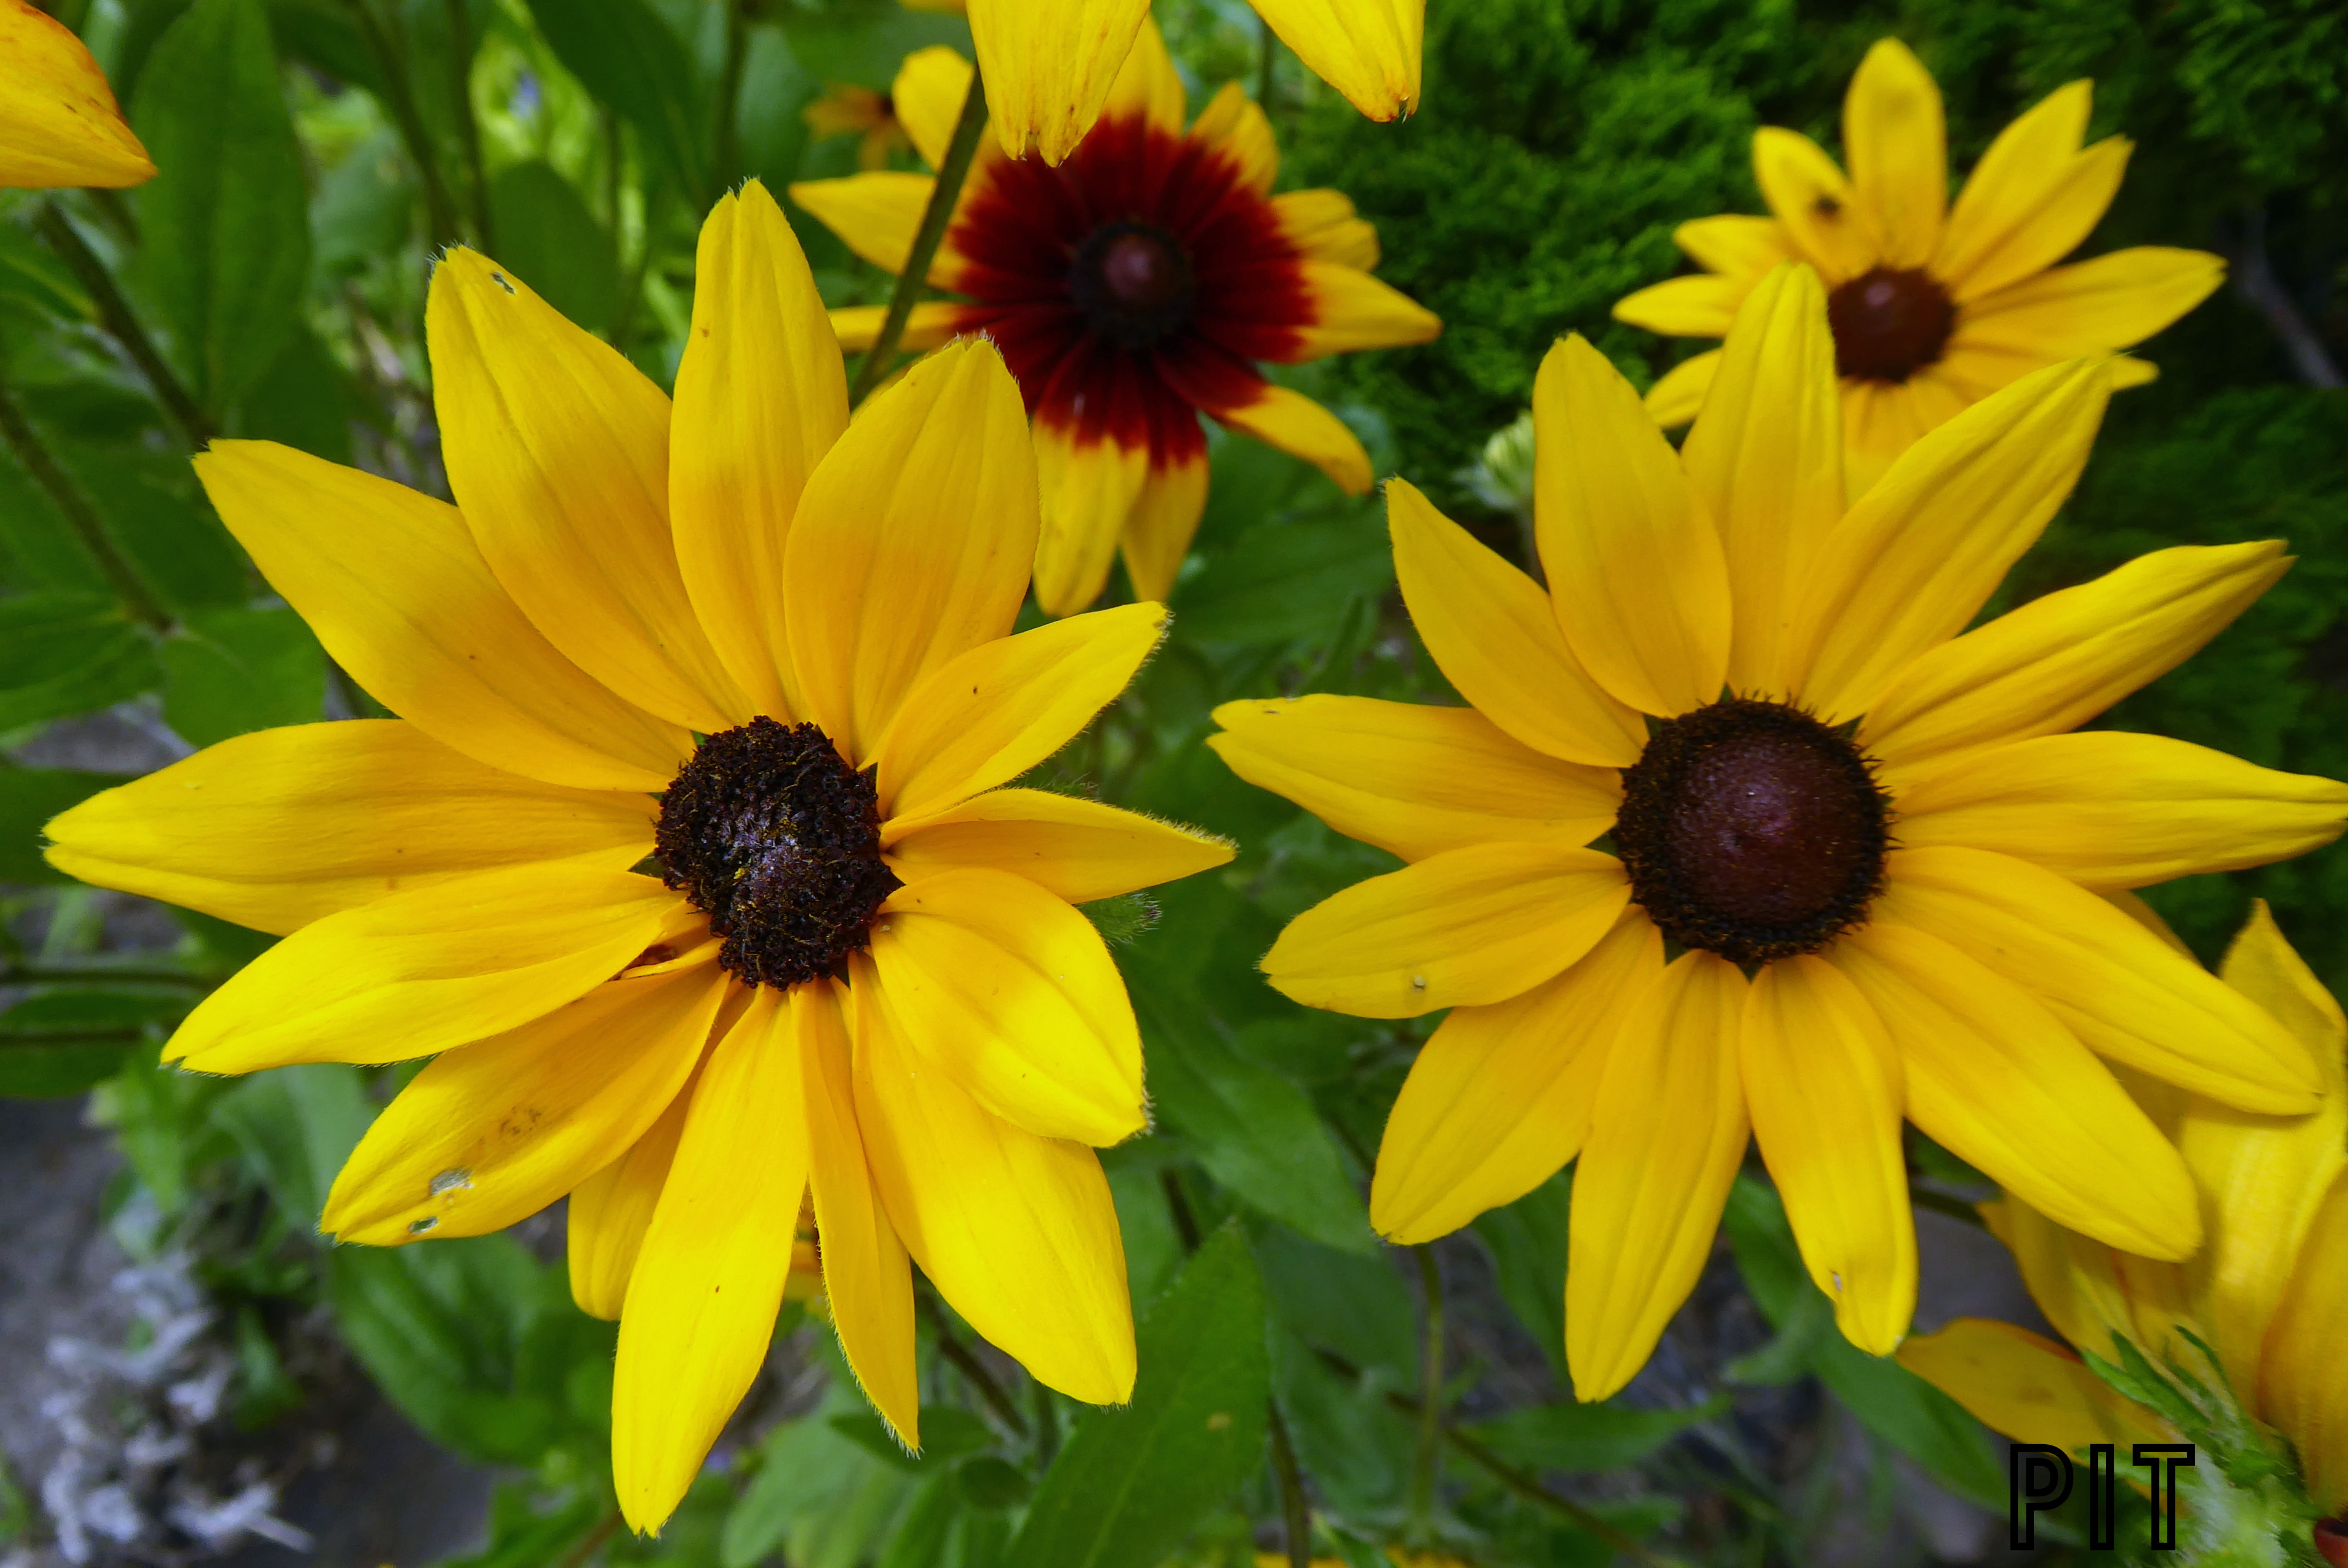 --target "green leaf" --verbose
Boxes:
[208,1060,372,1229]
[723,1367,914,1568]
[1470,1168,1573,1378]
[531,0,707,200]
[0,222,90,323]
[131,0,313,413]
[312,130,412,277]
[1172,509,1394,648]
[0,592,161,733]
[878,1471,963,1568]
[158,604,326,748]
[1006,1222,1270,1568]
[53,441,251,613]
[234,323,356,465]
[0,765,126,882]
[487,161,618,334]
[1466,1394,1727,1474]
[956,1455,1030,1509]
[829,1407,993,1472]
